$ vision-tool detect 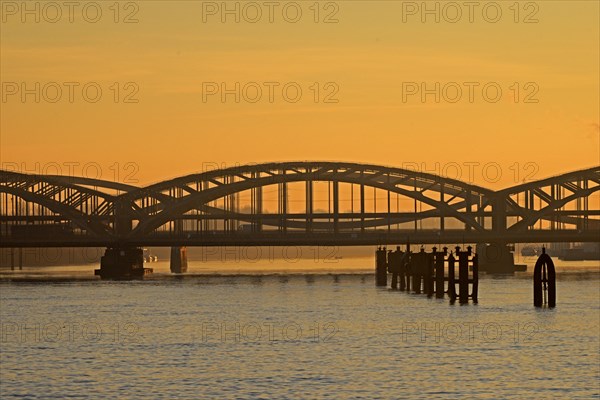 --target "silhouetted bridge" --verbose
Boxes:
[2,162,598,248]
